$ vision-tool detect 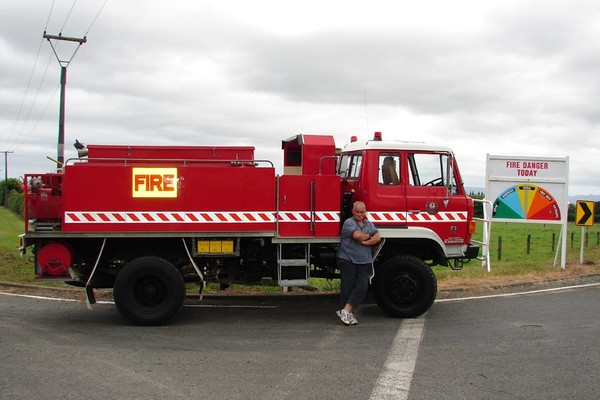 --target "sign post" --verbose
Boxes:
[576,200,595,264]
